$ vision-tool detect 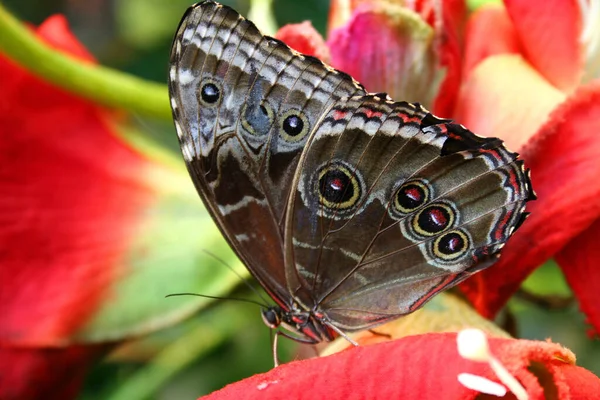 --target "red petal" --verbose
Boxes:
[462,5,521,79]
[504,0,583,92]
[431,0,466,117]
[0,345,104,400]
[559,364,600,398]
[199,333,597,400]
[460,80,600,317]
[275,22,331,62]
[555,218,600,336]
[35,15,95,62]
[0,19,157,346]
